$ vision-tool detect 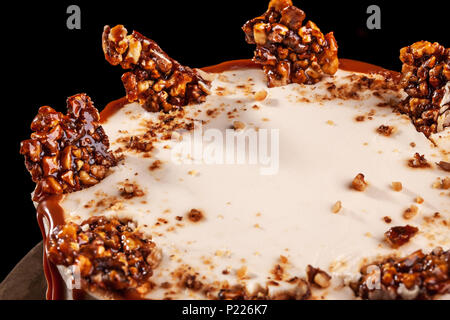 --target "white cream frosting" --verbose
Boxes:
[58,68,450,299]
[437,83,450,132]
